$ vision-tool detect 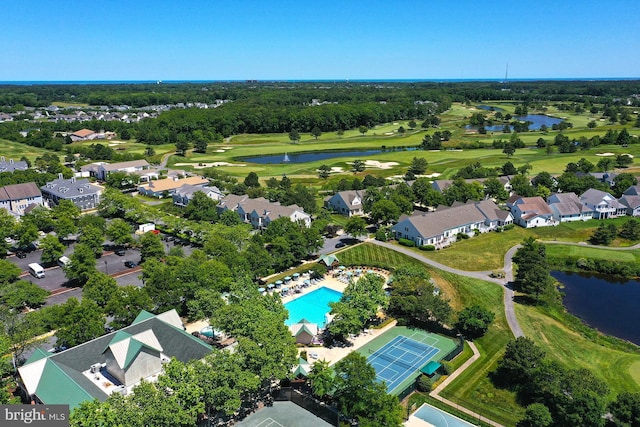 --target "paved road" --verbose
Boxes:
[369,239,525,338]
